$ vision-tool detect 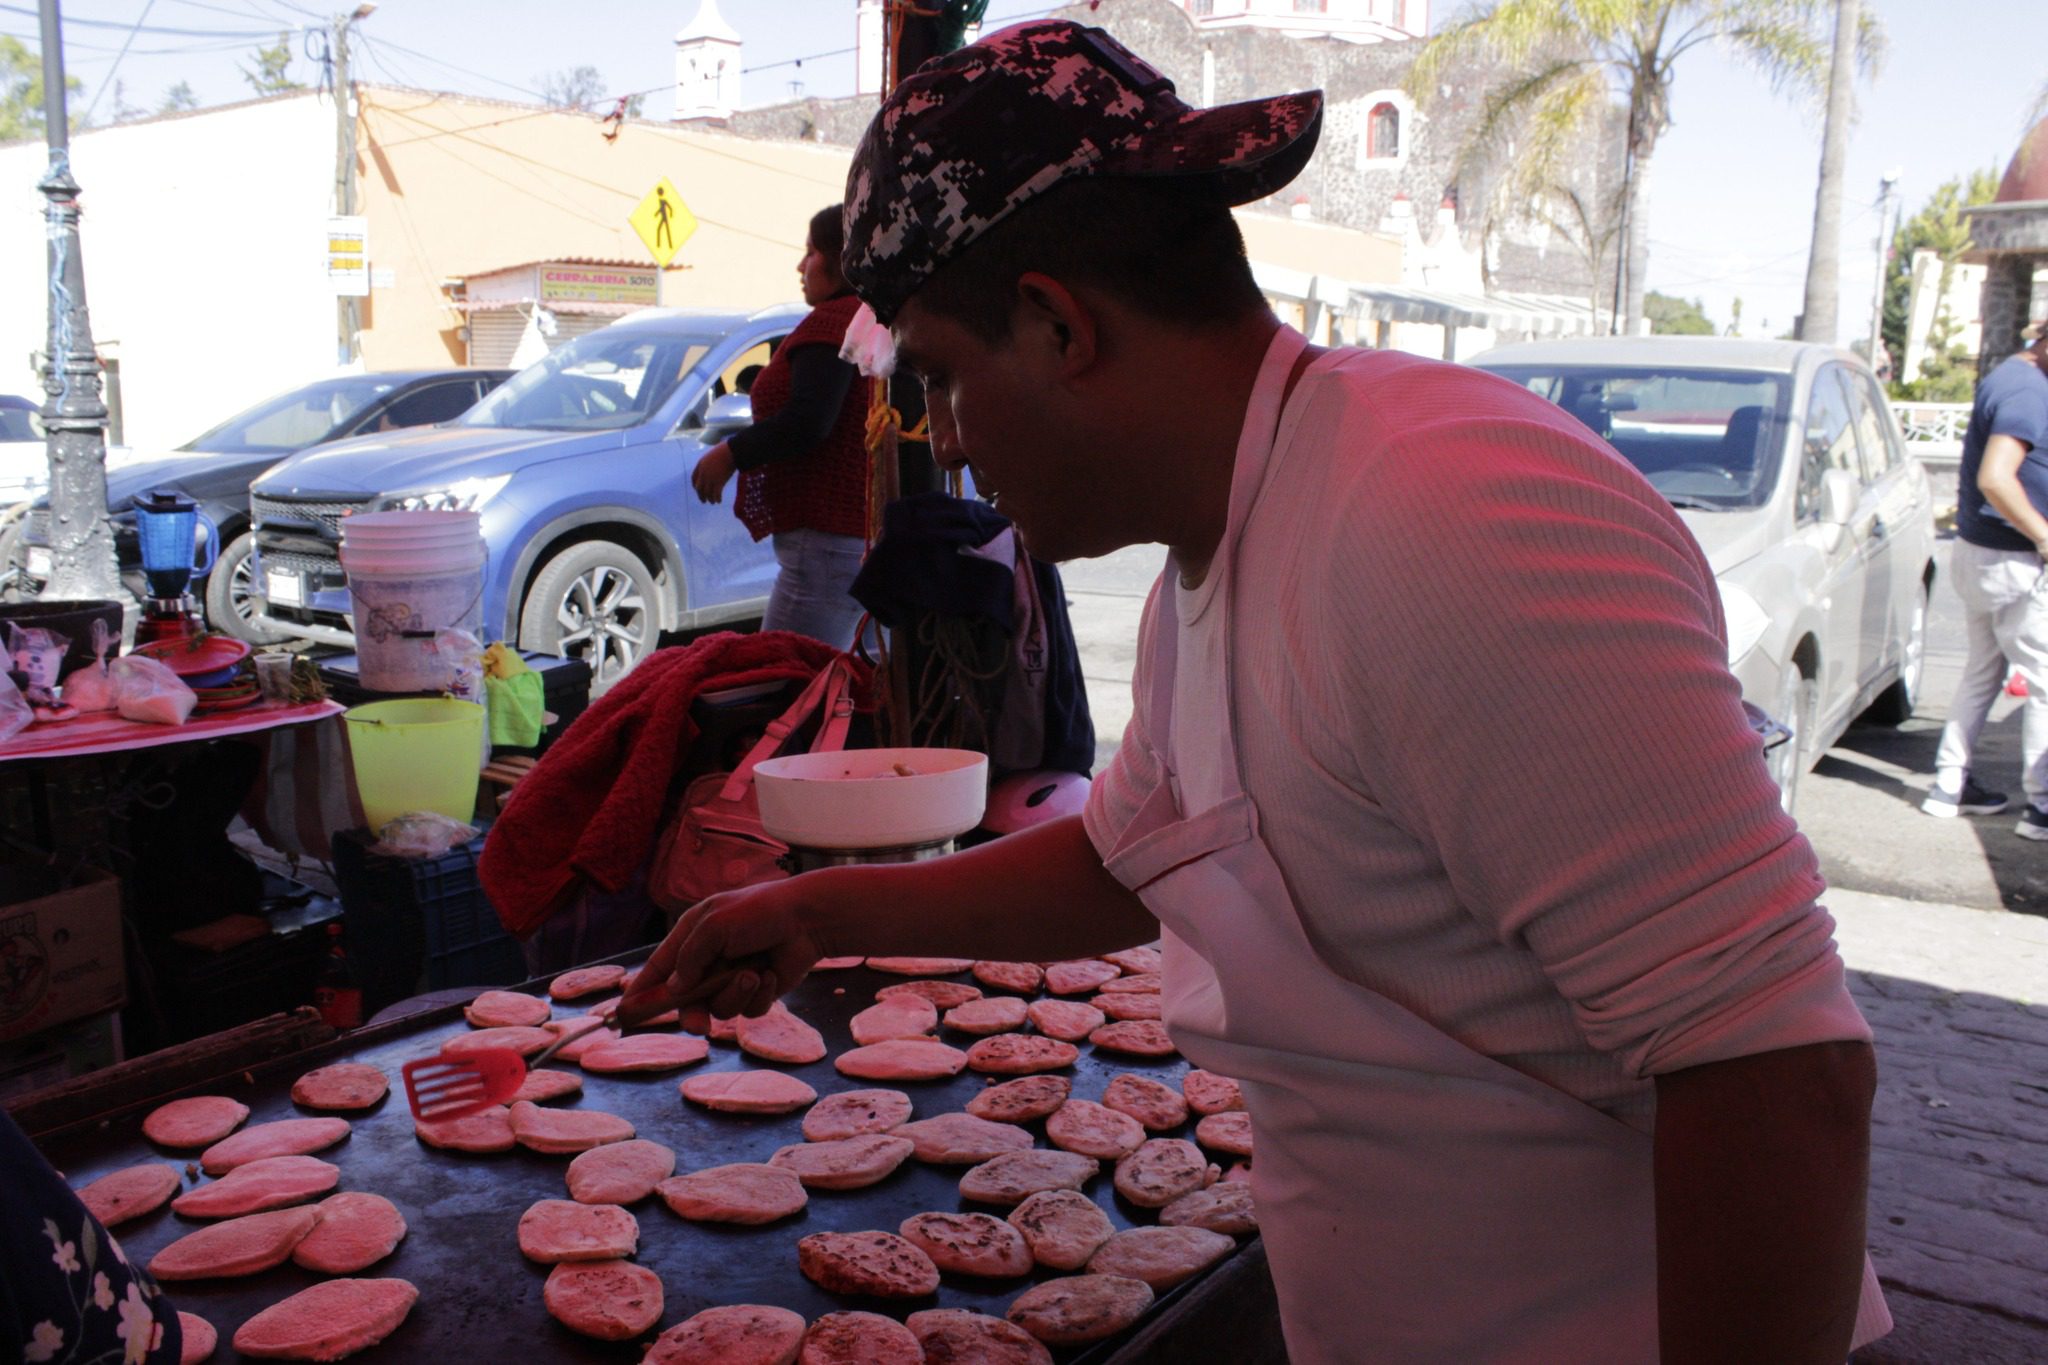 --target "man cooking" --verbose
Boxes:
[622,20,1890,1363]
